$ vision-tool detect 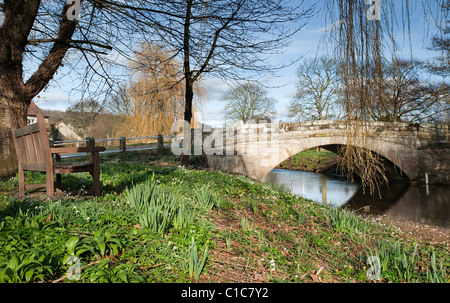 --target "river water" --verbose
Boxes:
[262,169,450,228]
